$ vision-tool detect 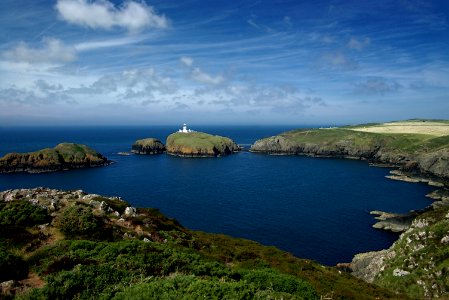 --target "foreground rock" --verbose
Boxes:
[166,132,239,157]
[131,138,166,155]
[0,143,110,173]
[350,194,449,298]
